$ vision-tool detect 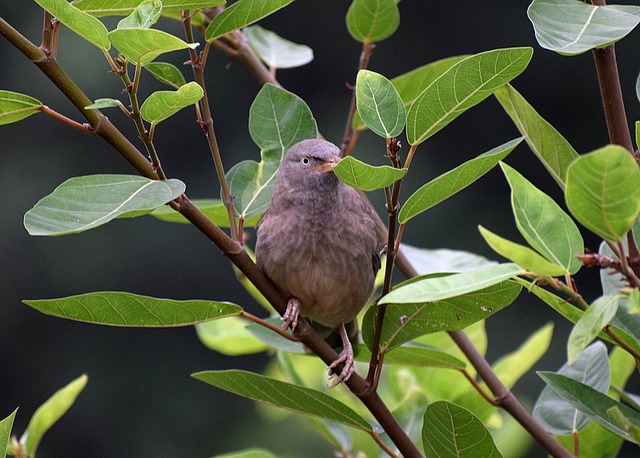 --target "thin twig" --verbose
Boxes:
[341,41,375,156]
[461,369,498,406]
[183,11,239,241]
[370,430,399,458]
[241,311,299,342]
[39,105,94,134]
